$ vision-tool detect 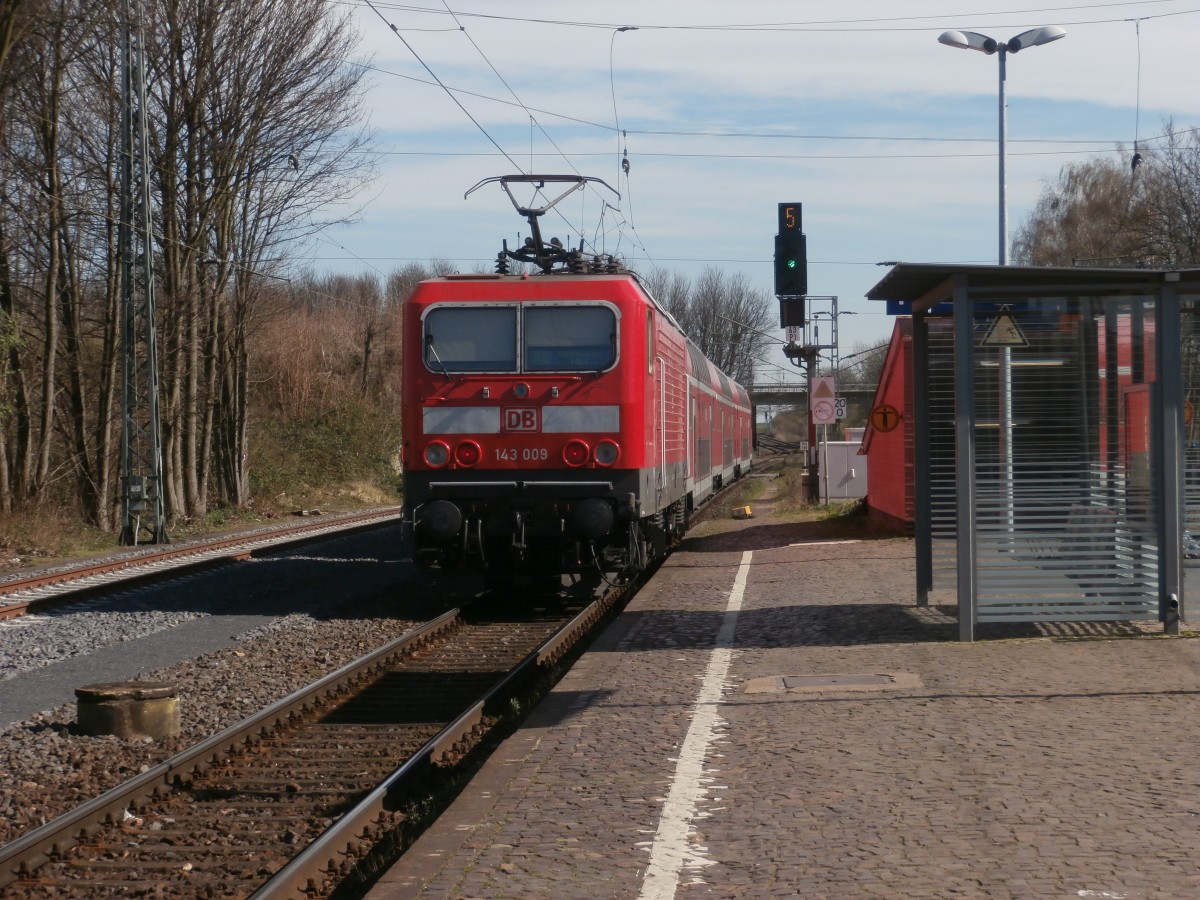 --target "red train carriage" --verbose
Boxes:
[399,175,753,581]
